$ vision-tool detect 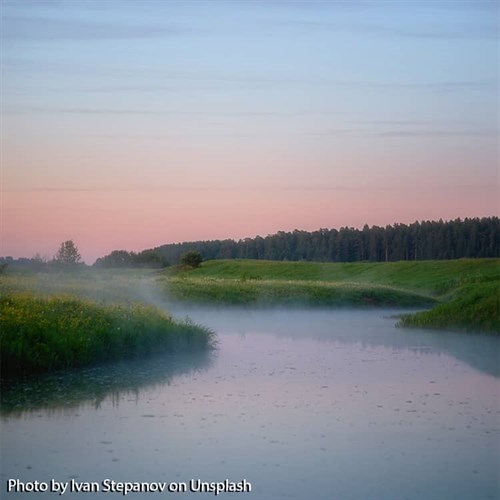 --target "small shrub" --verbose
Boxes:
[180,251,203,269]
